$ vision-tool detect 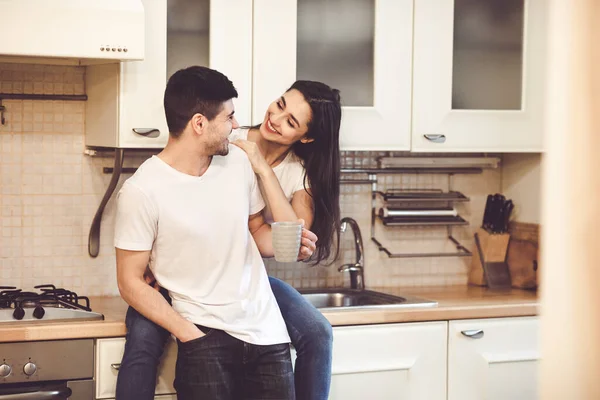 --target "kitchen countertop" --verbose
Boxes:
[0,285,538,343]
